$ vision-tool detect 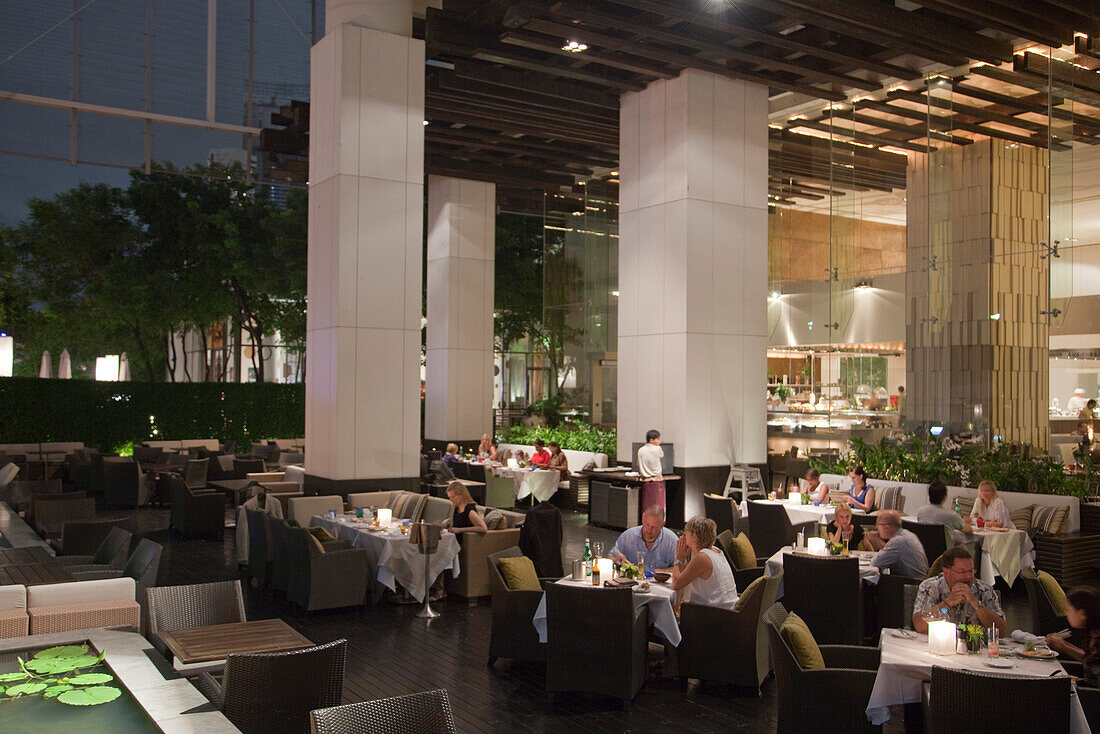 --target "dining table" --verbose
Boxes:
[966,526,1034,586]
[532,576,682,646]
[492,466,560,503]
[740,498,840,526]
[765,547,880,596]
[0,561,75,586]
[311,514,461,603]
[866,628,1092,733]
[157,618,314,665]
